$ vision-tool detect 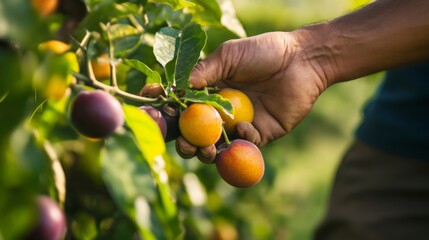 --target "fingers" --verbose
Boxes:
[176,122,262,163]
[236,122,263,147]
[196,145,217,164]
[190,40,240,89]
[175,136,217,163]
[190,57,223,89]
[175,136,197,159]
